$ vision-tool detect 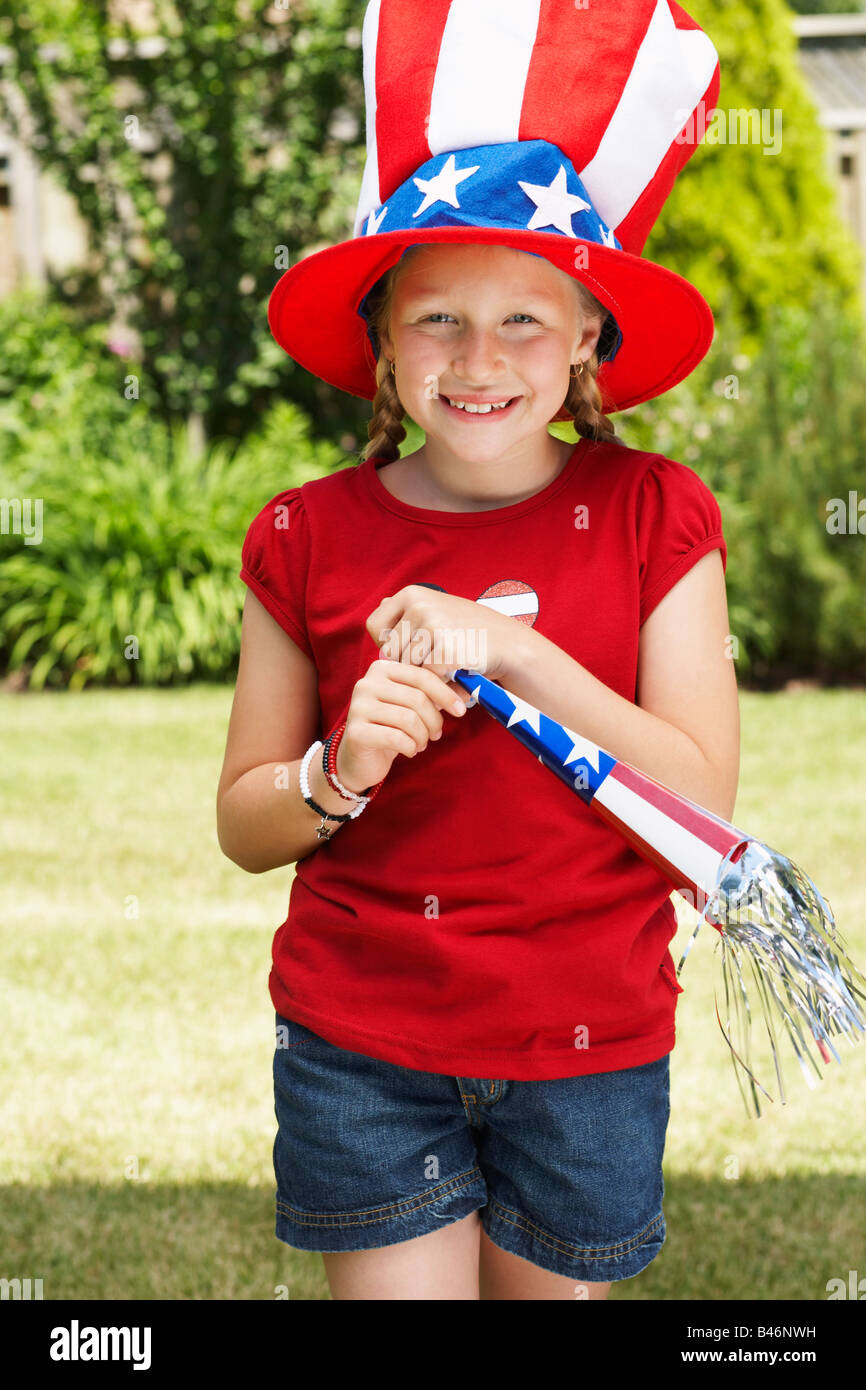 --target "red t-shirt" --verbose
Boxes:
[239,436,728,1080]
